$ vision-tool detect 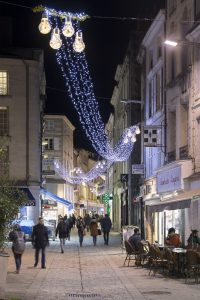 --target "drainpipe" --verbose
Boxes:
[22,59,30,186]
